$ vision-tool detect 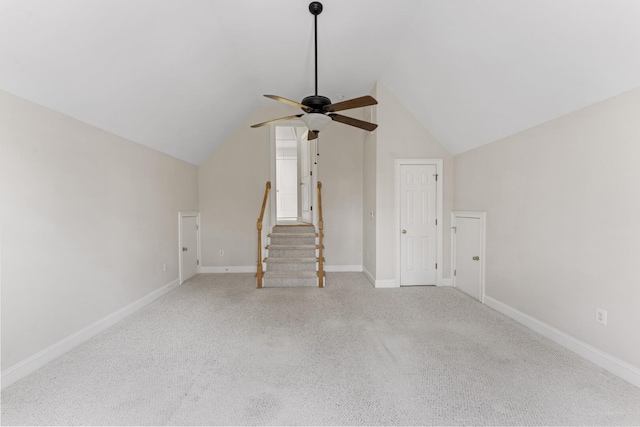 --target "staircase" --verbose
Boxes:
[255,181,325,288]
[262,224,325,287]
